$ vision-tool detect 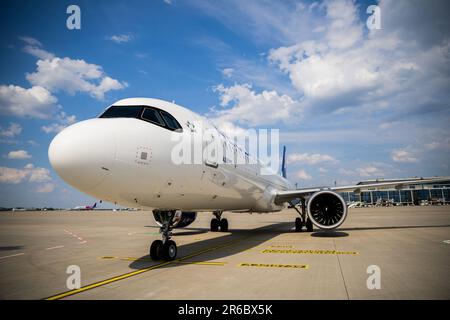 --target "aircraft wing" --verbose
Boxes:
[274,176,450,205]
